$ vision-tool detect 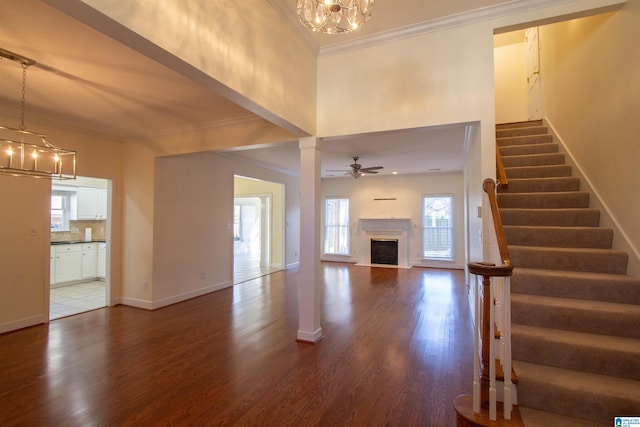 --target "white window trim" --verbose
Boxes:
[323,197,350,256]
[421,194,454,261]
